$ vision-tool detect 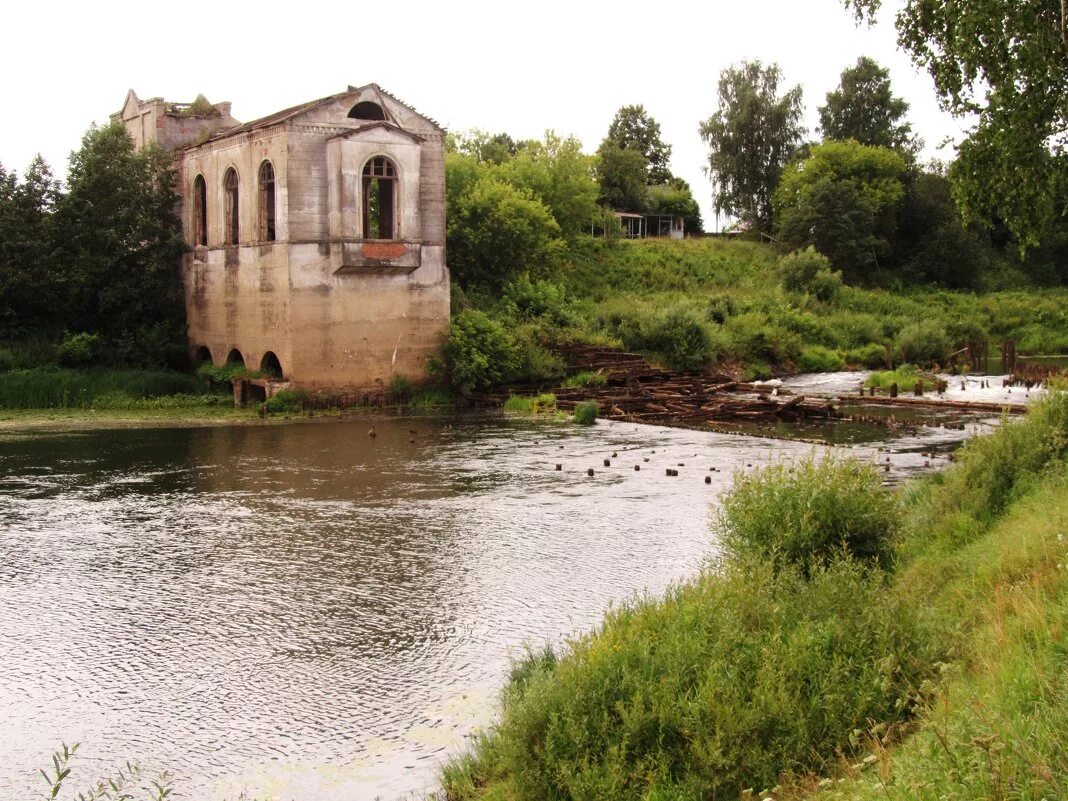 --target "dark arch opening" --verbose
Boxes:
[223,168,239,245]
[193,175,207,246]
[226,348,245,368]
[348,101,386,121]
[260,351,283,379]
[192,345,212,366]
